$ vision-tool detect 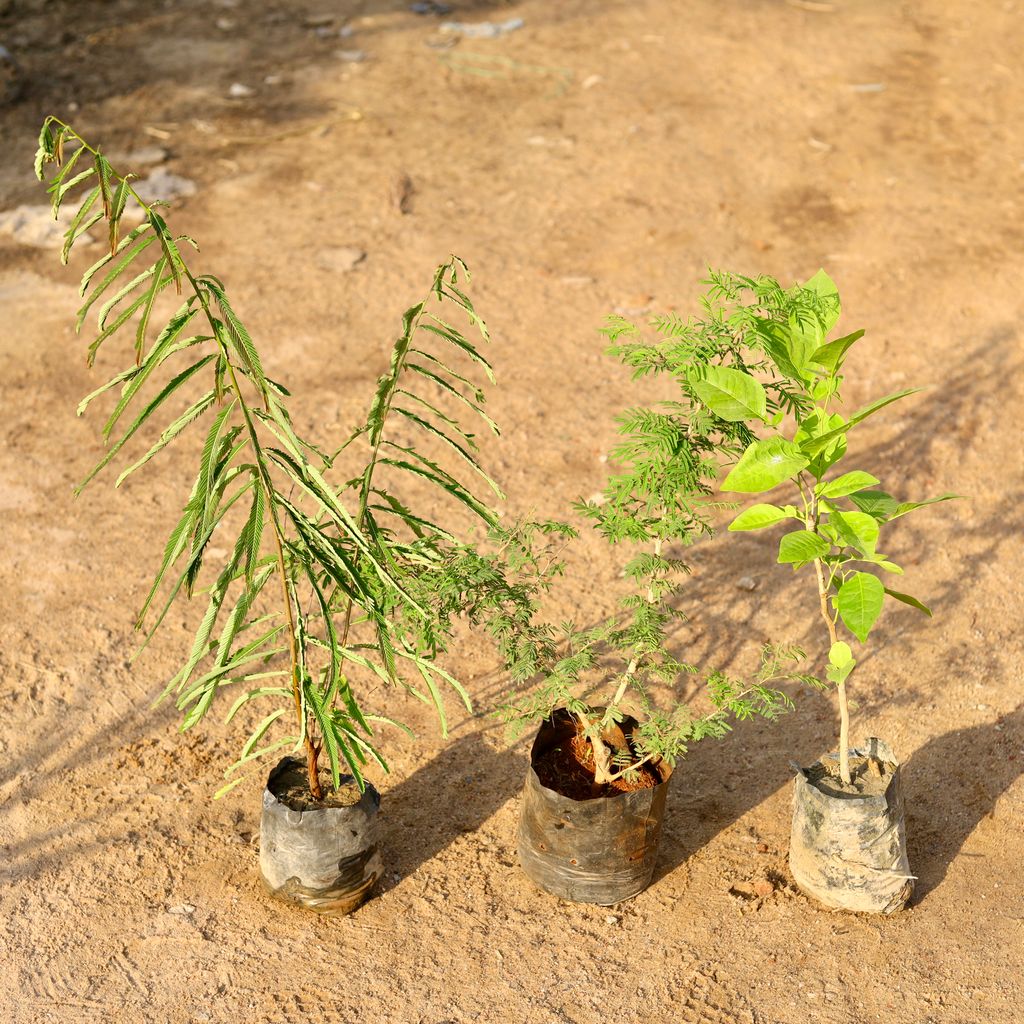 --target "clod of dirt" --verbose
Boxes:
[753,879,775,898]
[316,246,367,273]
[807,754,895,797]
